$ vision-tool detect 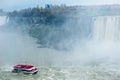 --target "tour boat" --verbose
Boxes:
[12,64,38,74]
